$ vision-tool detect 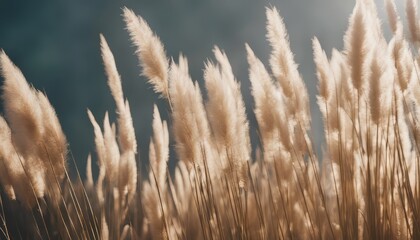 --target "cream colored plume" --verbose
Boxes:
[170,161,191,218]
[142,181,166,240]
[100,35,137,154]
[169,55,214,172]
[0,117,17,201]
[385,0,400,34]
[313,37,338,136]
[212,47,250,160]
[117,107,137,203]
[87,110,106,169]
[266,7,310,129]
[368,48,392,125]
[102,111,120,182]
[149,104,169,190]
[205,47,250,186]
[265,7,295,99]
[117,147,137,207]
[35,91,68,202]
[123,7,169,99]
[313,37,334,102]
[0,51,44,157]
[406,0,420,43]
[87,109,107,204]
[389,26,413,92]
[1,51,68,204]
[344,1,368,94]
[100,35,138,204]
[85,153,94,189]
[246,44,291,157]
